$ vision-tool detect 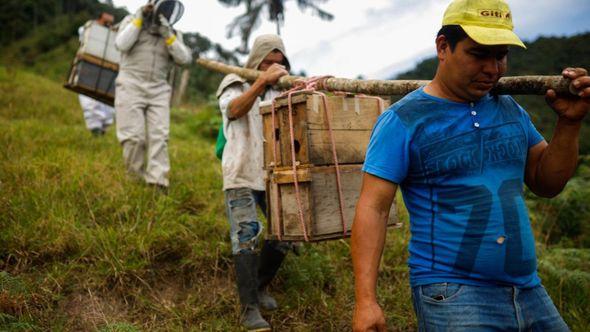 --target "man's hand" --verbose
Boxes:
[351,173,395,332]
[525,67,590,197]
[158,14,174,40]
[259,63,288,86]
[353,301,387,332]
[226,63,287,120]
[546,67,590,123]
